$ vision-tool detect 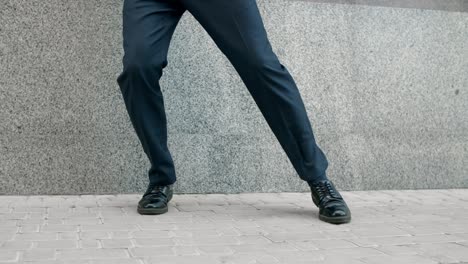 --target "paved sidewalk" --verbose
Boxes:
[1,189,467,264]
